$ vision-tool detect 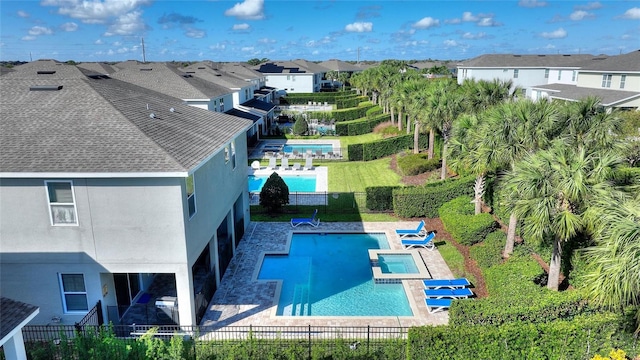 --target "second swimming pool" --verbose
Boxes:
[248,174,316,192]
[258,233,413,316]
